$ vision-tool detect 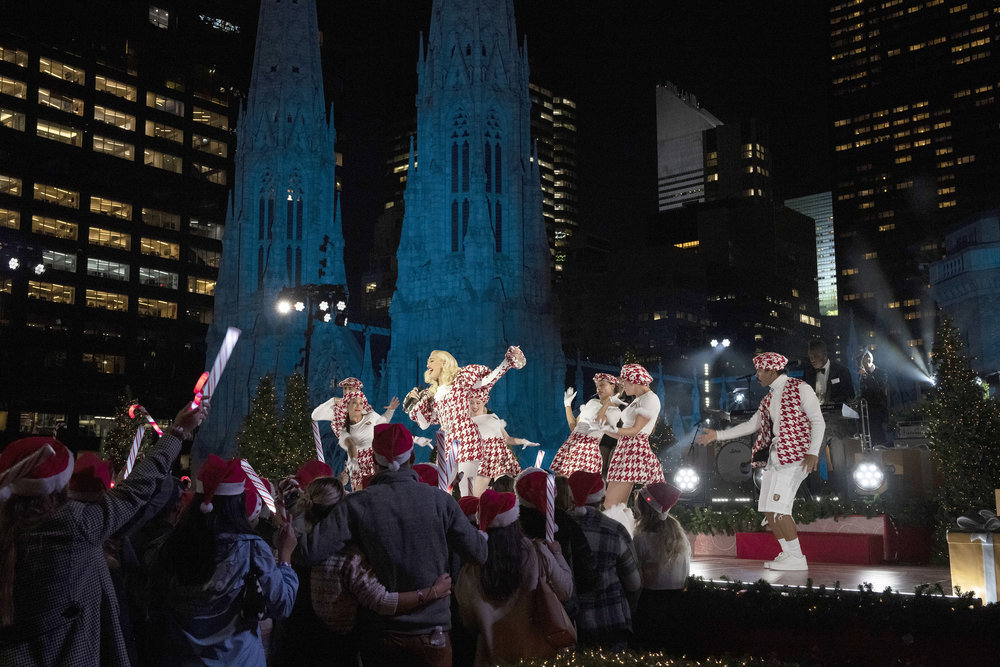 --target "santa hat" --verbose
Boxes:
[0,437,74,501]
[196,455,246,513]
[568,470,605,509]
[593,372,618,386]
[295,460,333,489]
[753,352,788,372]
[68,451,113,502]
[620,363,653,386]
[413,463,444,488]
[514,468,549,509]
[244,477,263,522]
[638,481,682,518]
[477,490,519,531]
[458,495,480,522]
[372,423,413,471]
